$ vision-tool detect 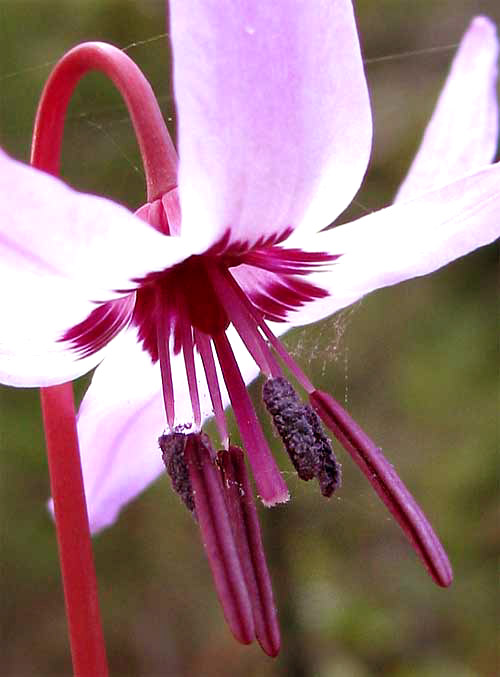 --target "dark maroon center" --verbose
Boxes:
[62,243,335,364]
